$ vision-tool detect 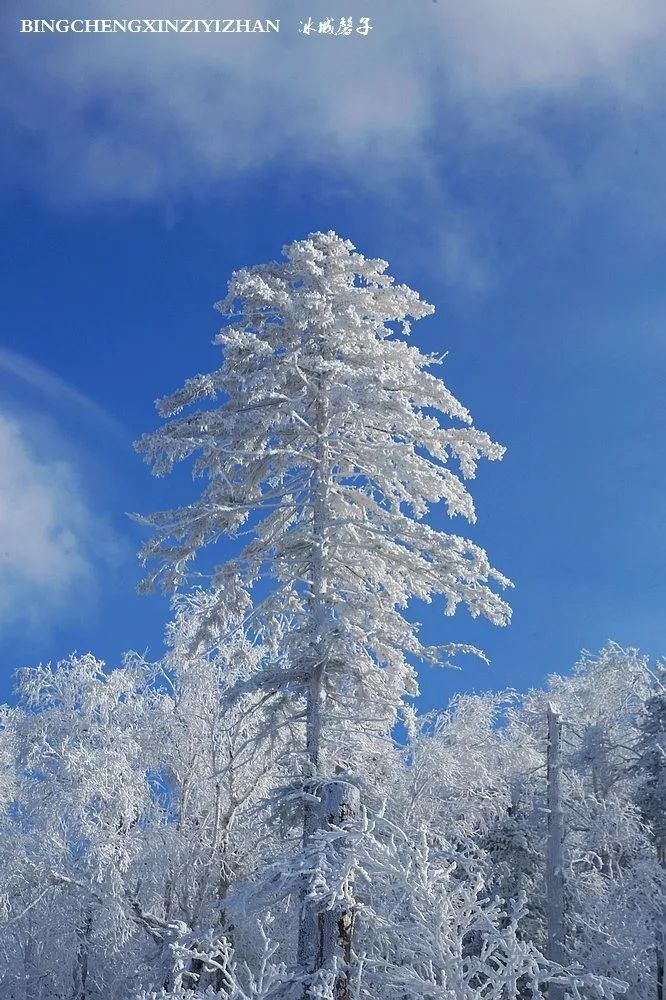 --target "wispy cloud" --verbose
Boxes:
[0,349,125,440]
[0,412,114,629]
[0,352,126,631]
